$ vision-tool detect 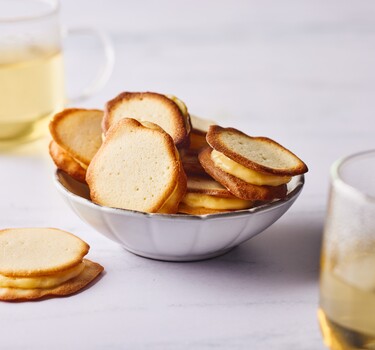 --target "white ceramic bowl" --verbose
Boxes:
[54,170,304,261]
